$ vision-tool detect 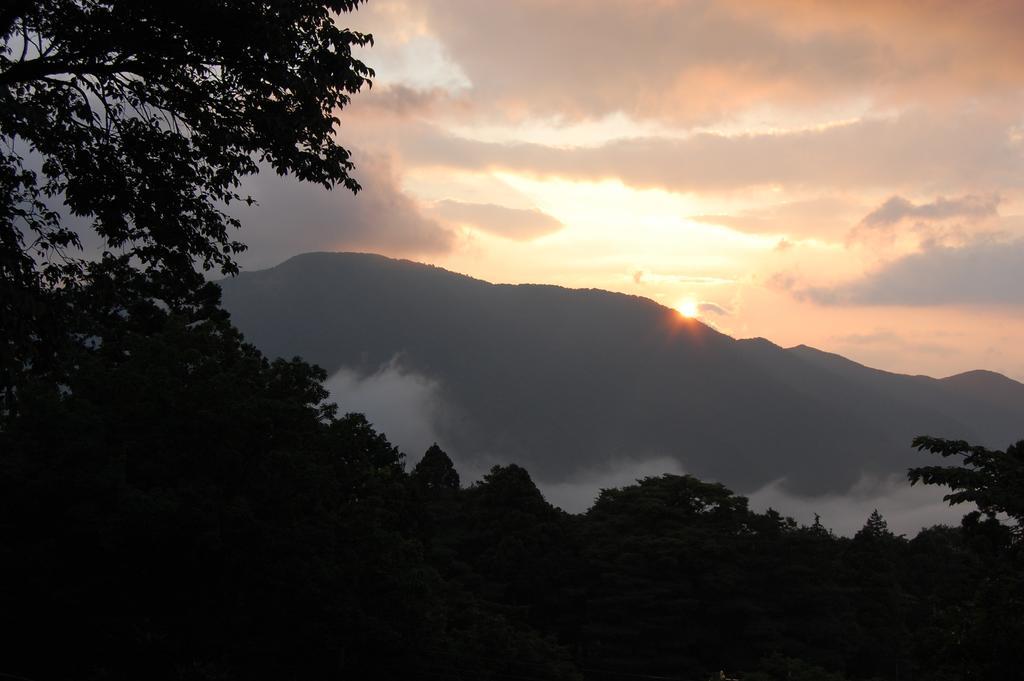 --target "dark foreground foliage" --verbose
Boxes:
[1,0,372,404]
[2,287,1022,681]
